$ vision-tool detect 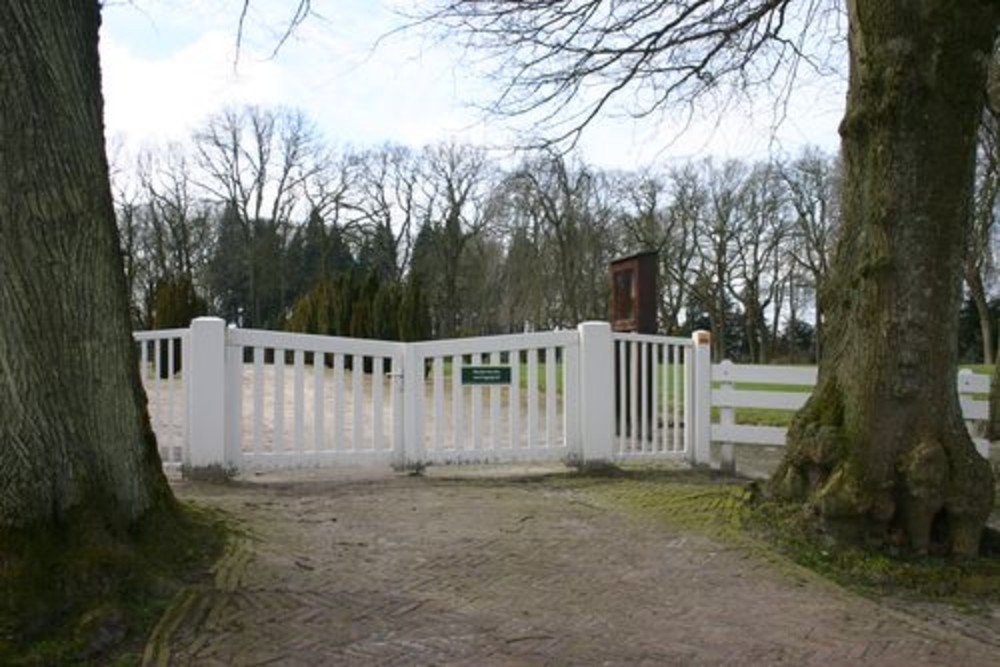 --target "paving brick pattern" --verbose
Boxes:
[148,471,1000,666]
